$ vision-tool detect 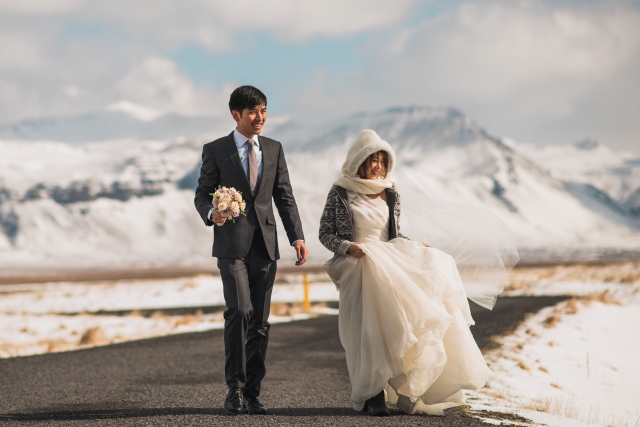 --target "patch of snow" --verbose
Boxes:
[472,281,640,427]
[0,307,339,359]
[468,403,594,427]
[0,276,338,314]
[0,275,339,358]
